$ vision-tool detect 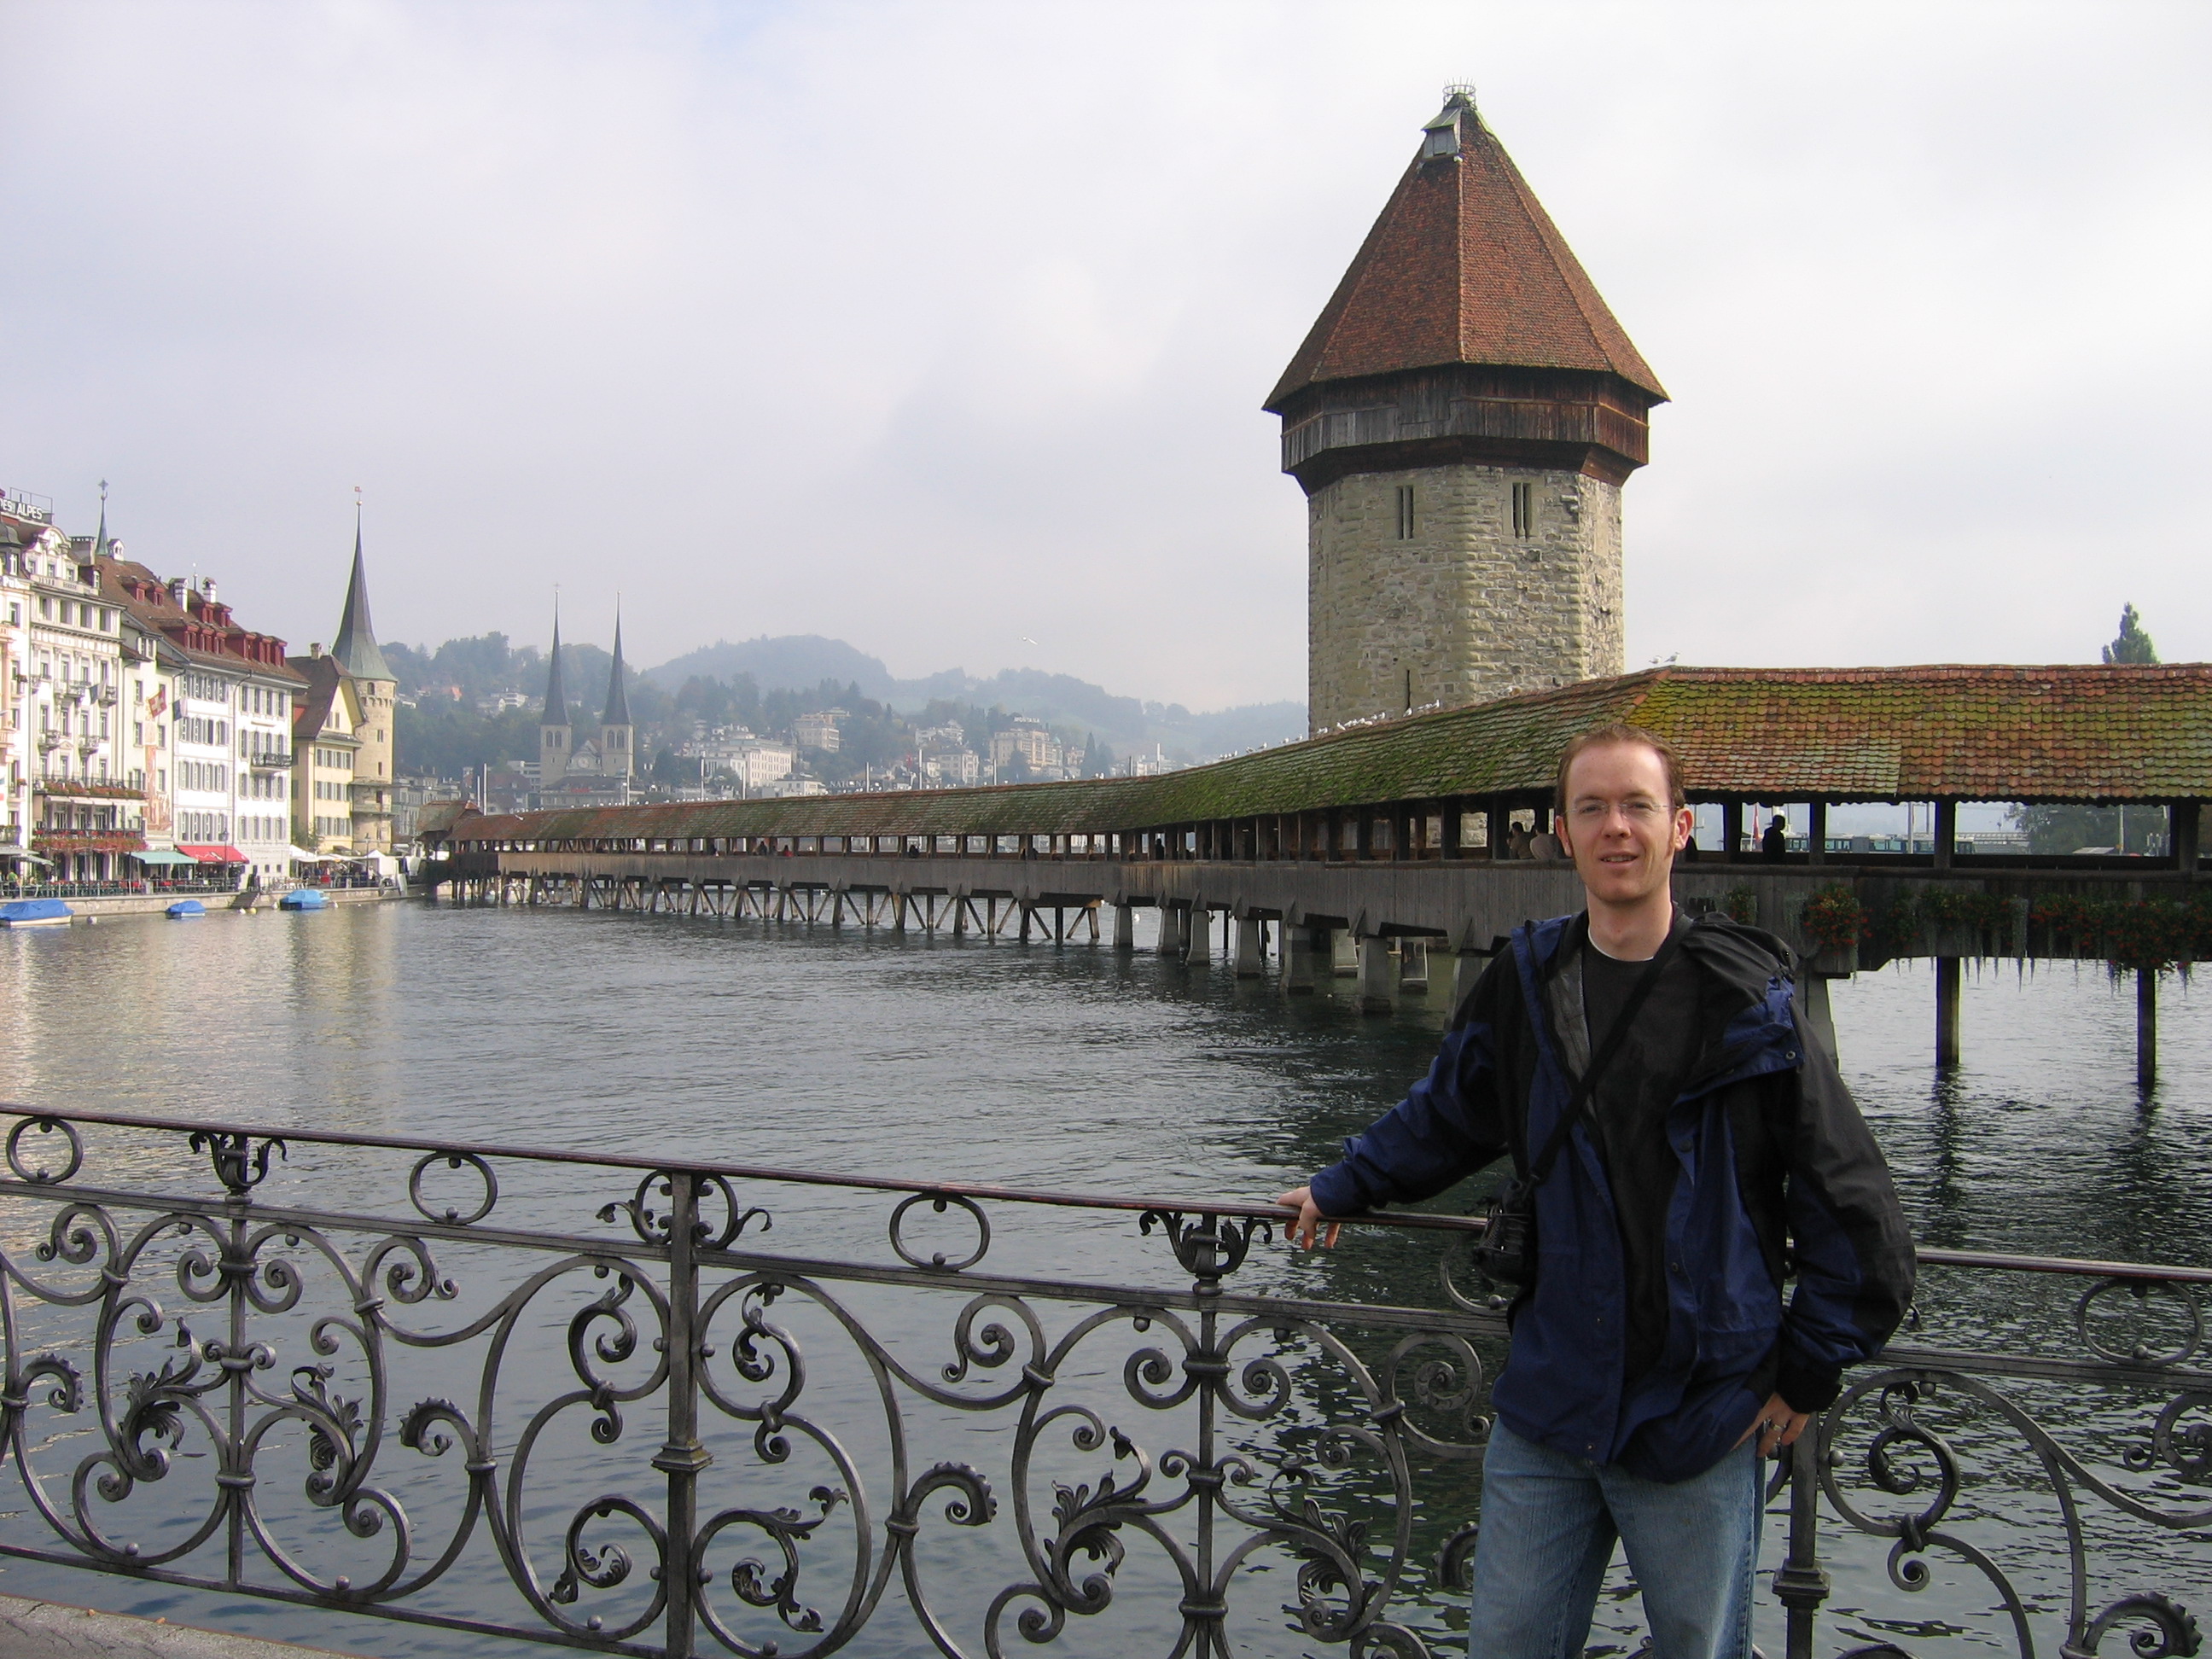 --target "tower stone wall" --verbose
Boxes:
[1307,463,1622,729]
